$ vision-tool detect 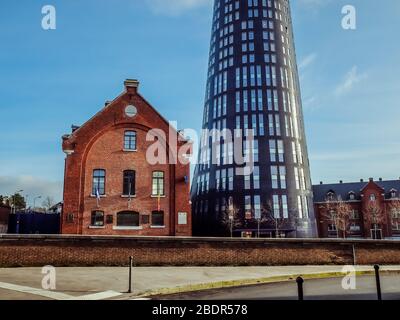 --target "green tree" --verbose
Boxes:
[10,193,26,211]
